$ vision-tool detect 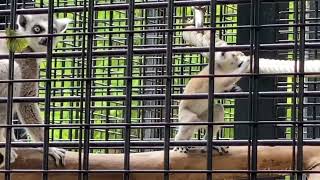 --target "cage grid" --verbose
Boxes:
[0,0,319,179]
